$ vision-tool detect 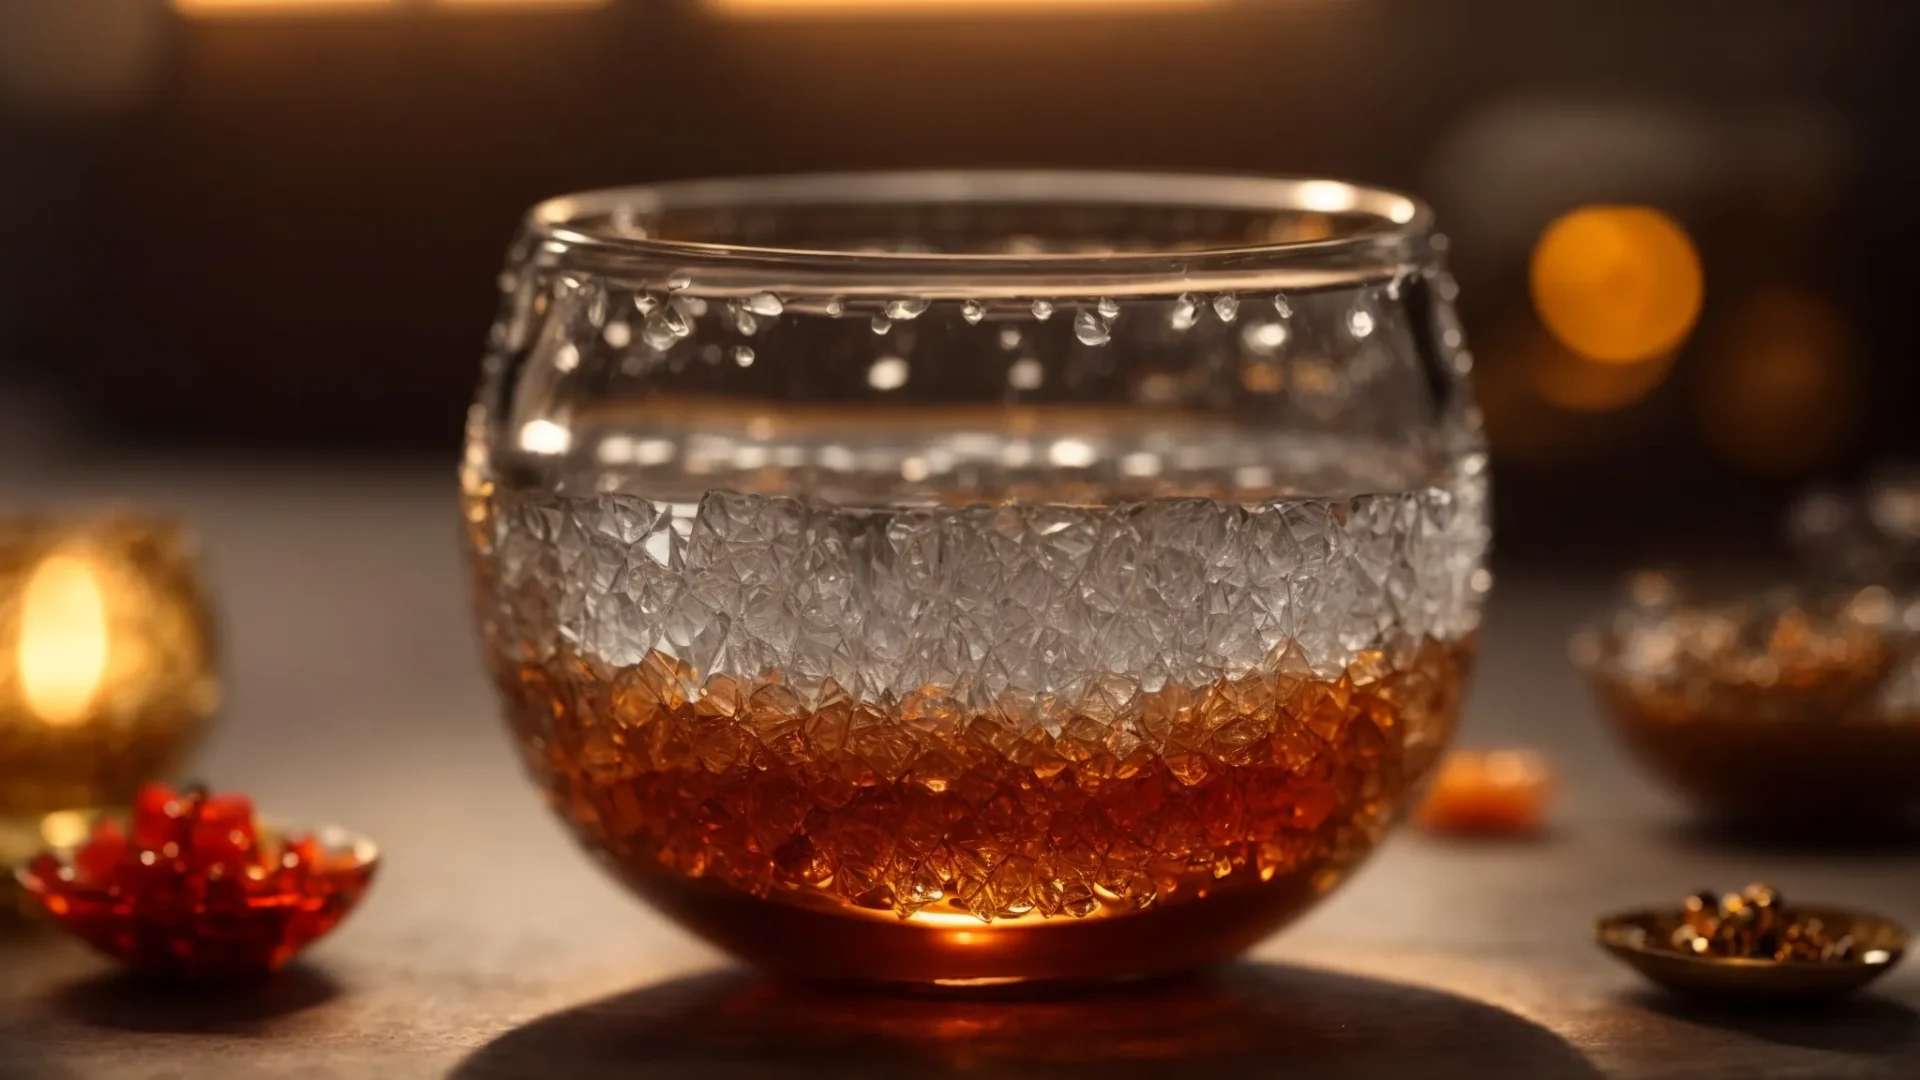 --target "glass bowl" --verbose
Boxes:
[461,172,1490,984]
[1574,576,1920,825]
